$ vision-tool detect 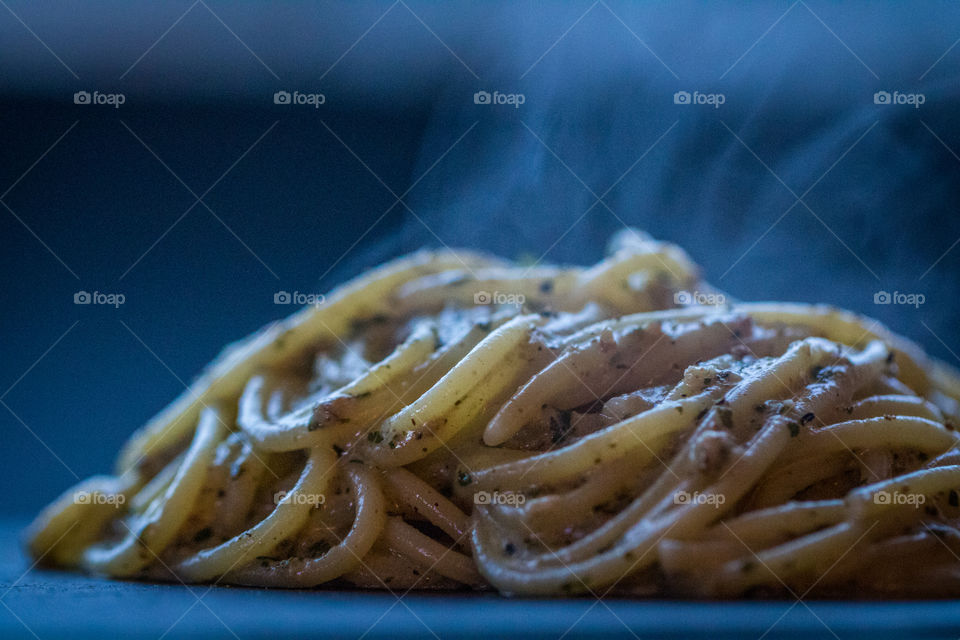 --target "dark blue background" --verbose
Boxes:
[2,2,959,518]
